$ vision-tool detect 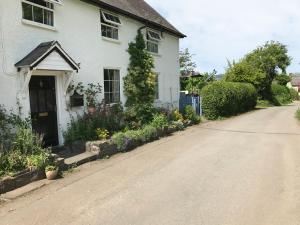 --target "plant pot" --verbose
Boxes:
[45,169,58,180]
[88,106,96,114]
